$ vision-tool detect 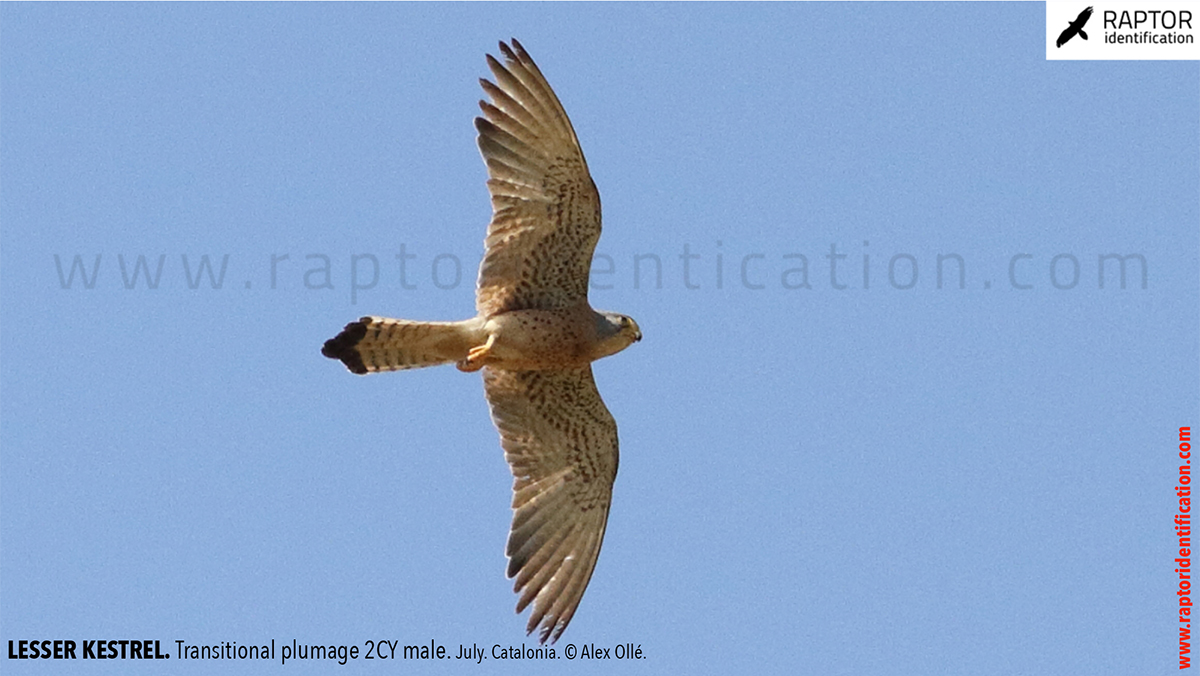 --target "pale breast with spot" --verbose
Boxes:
[484,306,595,370]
